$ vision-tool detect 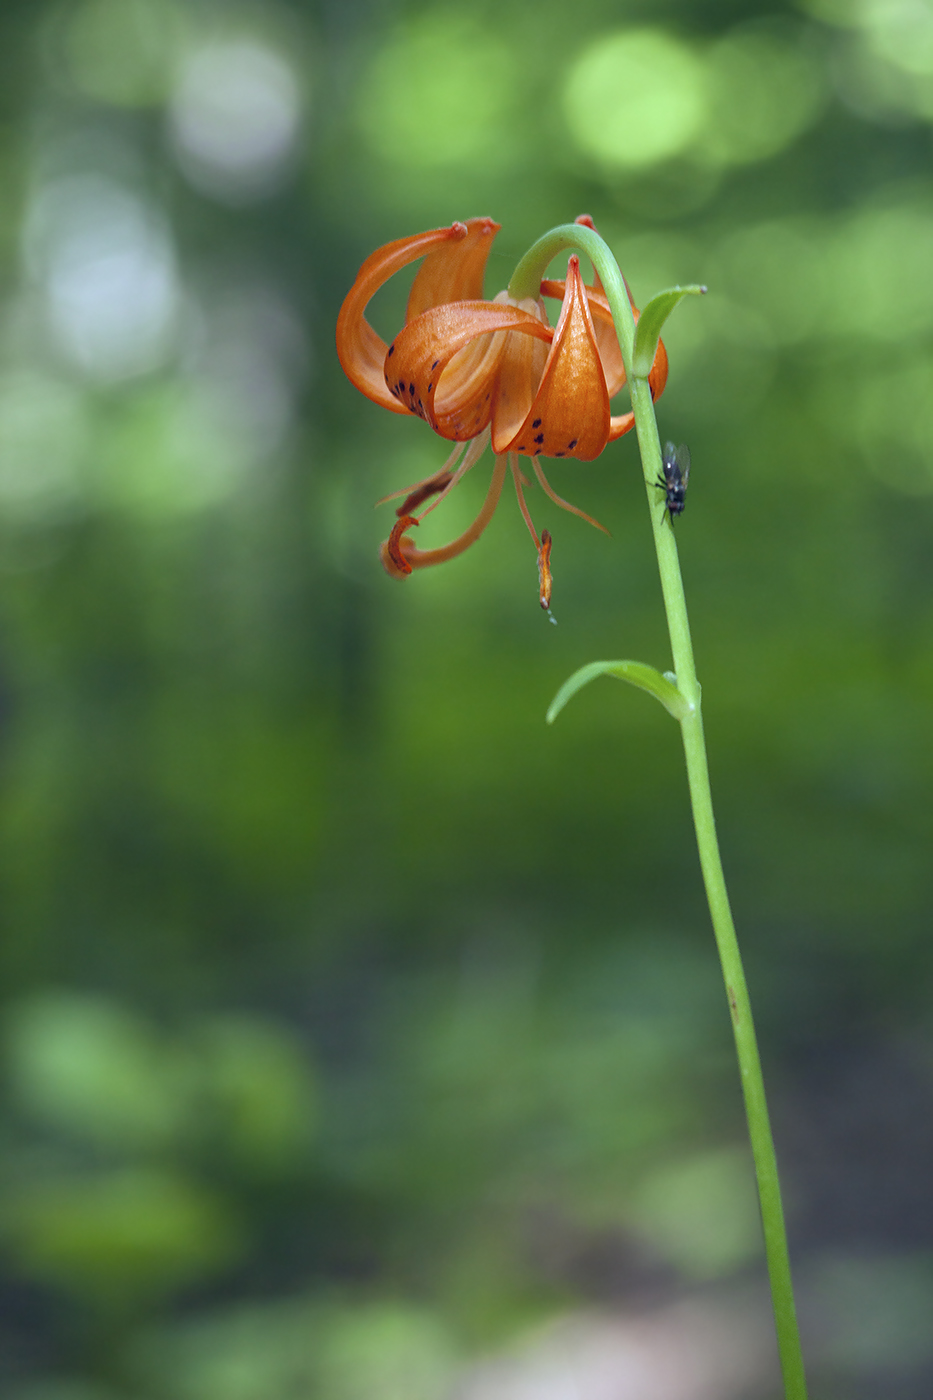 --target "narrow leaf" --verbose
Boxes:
[546,659,692,724]
[632,285,706,379]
